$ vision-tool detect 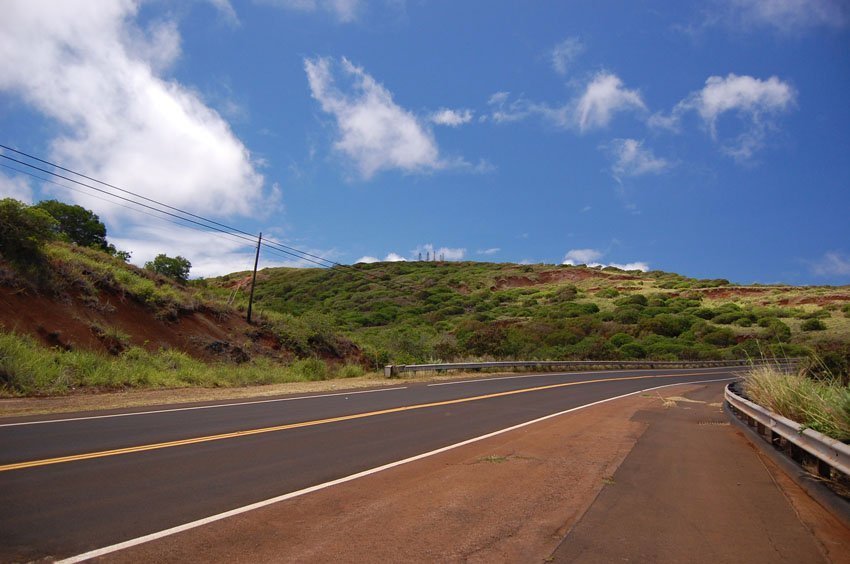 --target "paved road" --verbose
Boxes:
[0,367,740,561]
